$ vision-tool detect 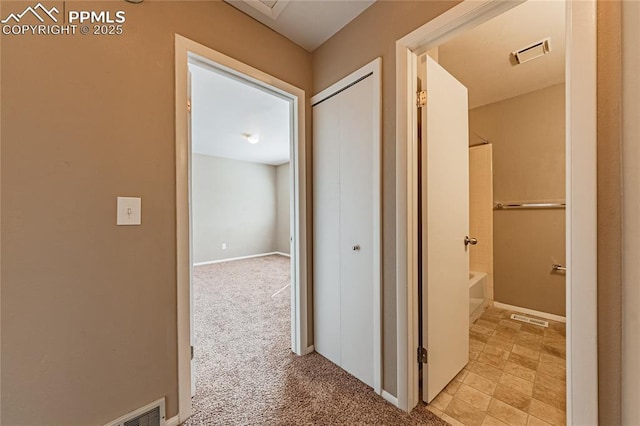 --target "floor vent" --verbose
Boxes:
[510,313,549,328]
[105,398,166,426]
